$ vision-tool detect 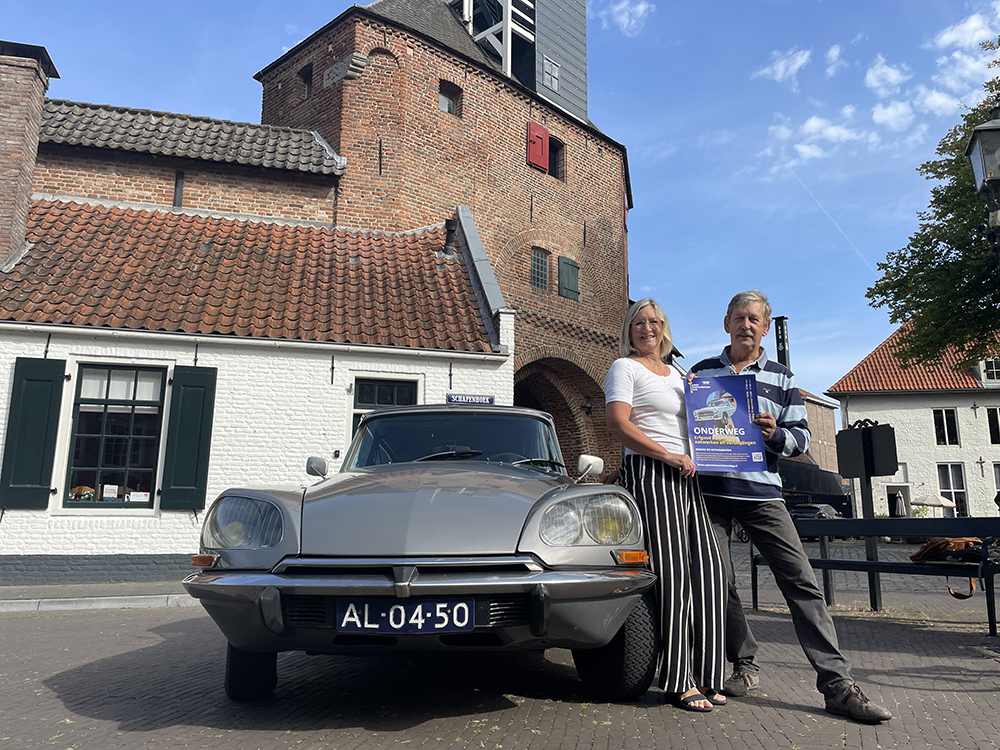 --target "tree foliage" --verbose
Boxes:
[866,39,1000,368]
